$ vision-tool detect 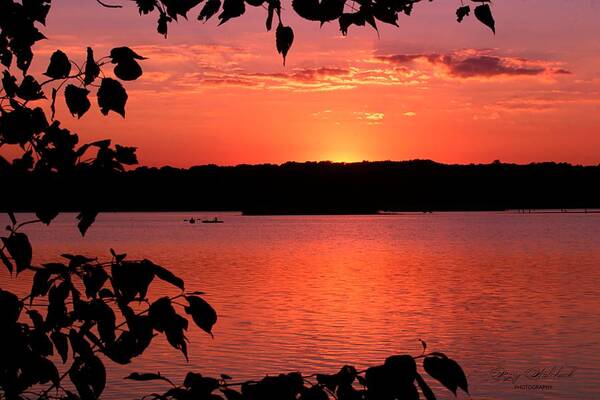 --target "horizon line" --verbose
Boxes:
[134,159,600,169]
